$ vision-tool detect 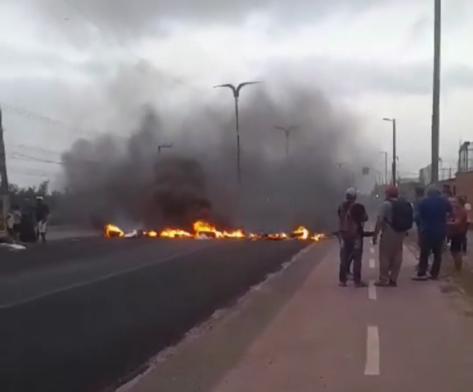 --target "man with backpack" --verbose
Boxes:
[338,187,368,287]
[373,185,413,287]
